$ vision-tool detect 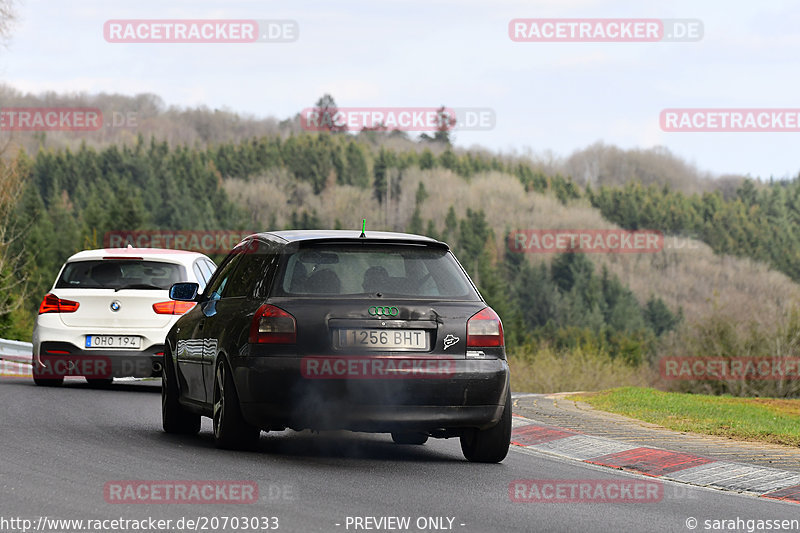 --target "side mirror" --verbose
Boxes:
[169,282,199,301]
